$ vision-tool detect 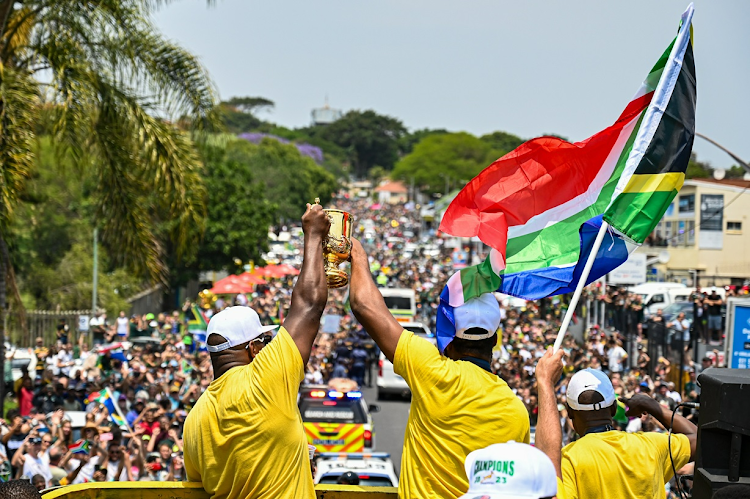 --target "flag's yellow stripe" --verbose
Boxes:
[622,172,684,194]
